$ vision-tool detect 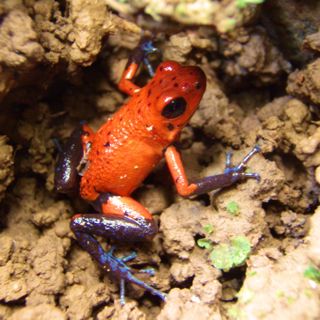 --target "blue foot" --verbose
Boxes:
[121,251,137,263]
[140,39,158,77]
[224,145,261,181]
[141,40,158,56]
[102,246,166,305]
